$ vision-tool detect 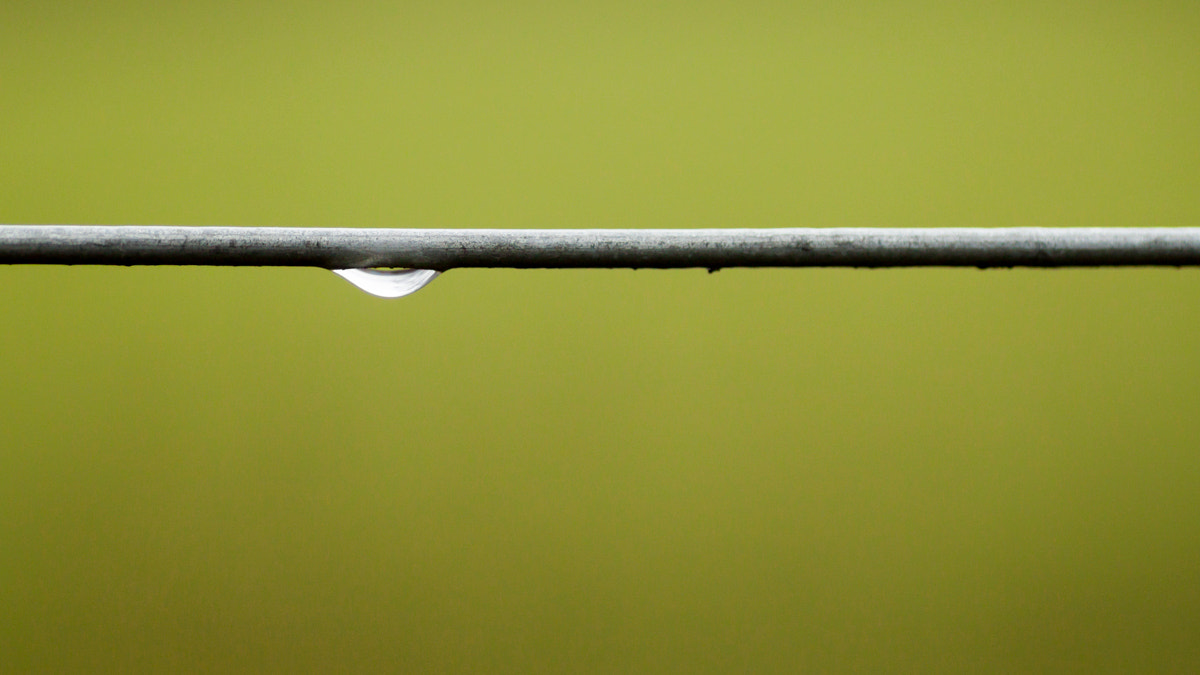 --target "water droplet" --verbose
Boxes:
[333,268,441,298]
